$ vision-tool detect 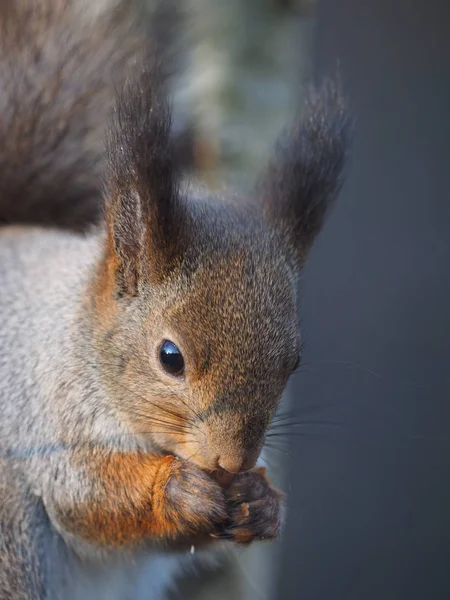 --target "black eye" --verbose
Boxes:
[159,340,185,377]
